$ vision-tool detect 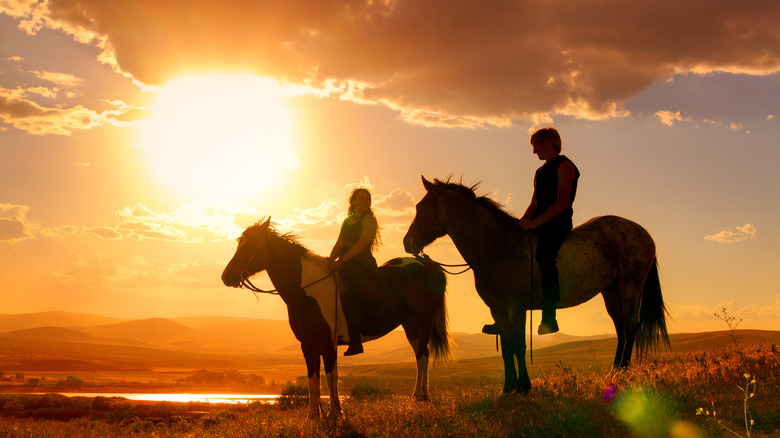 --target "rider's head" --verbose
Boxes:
[530,127,562,153]
[348,188,373,217]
